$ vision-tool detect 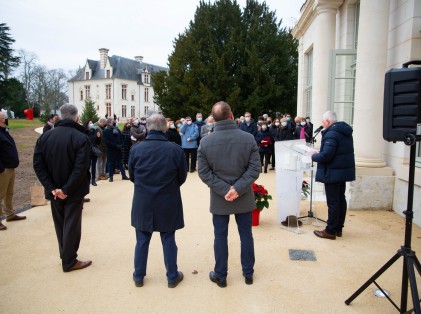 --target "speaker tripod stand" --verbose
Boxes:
[298,128,326,224]
[345,134,421,313]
